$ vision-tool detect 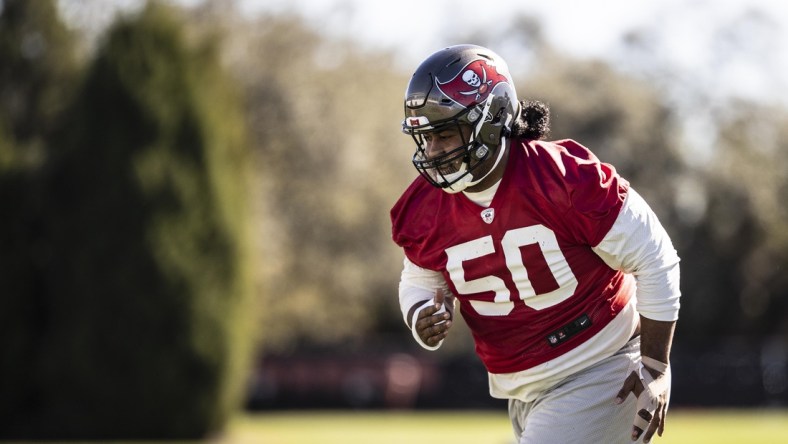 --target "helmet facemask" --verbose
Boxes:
[404,93,514,193]
[406,106,493,193]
